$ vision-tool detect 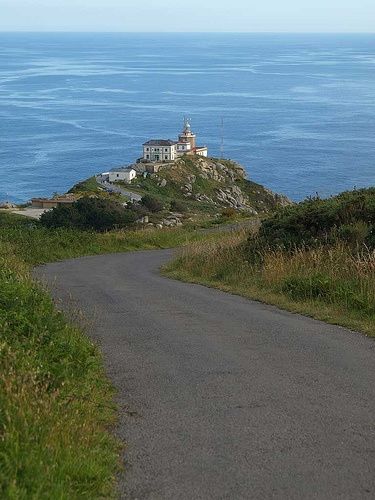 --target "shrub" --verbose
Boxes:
[335,221,371,246]
[256,188,375,250]
[40,197,137,232]
[141,195,163,213]
[170,199,187,213]
[221,207,237,219]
